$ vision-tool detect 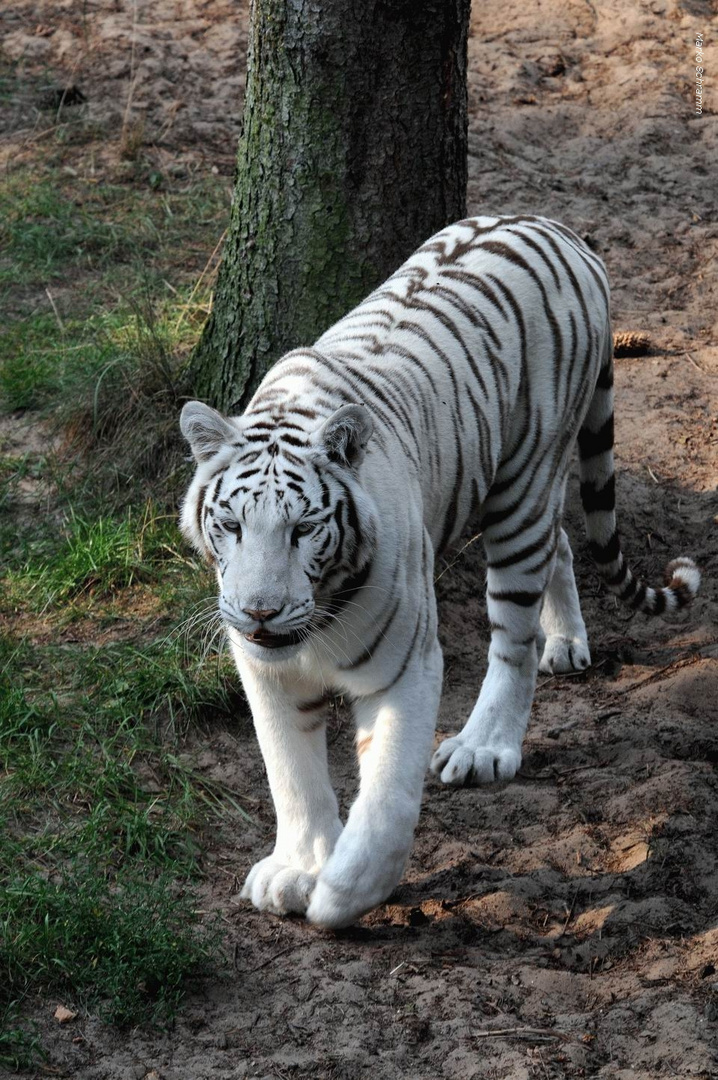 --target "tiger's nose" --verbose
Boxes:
[243,607,281,623]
